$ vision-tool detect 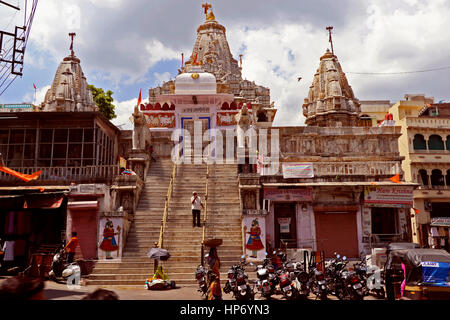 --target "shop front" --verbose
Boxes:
[0,191,68,270]
[313,204,360,259]
[263,187,313,251]
[362,185,415,250]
